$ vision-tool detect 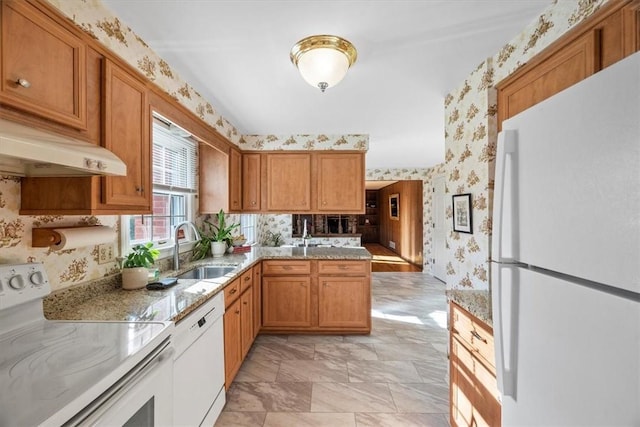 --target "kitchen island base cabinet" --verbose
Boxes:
[261,260,371,334]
